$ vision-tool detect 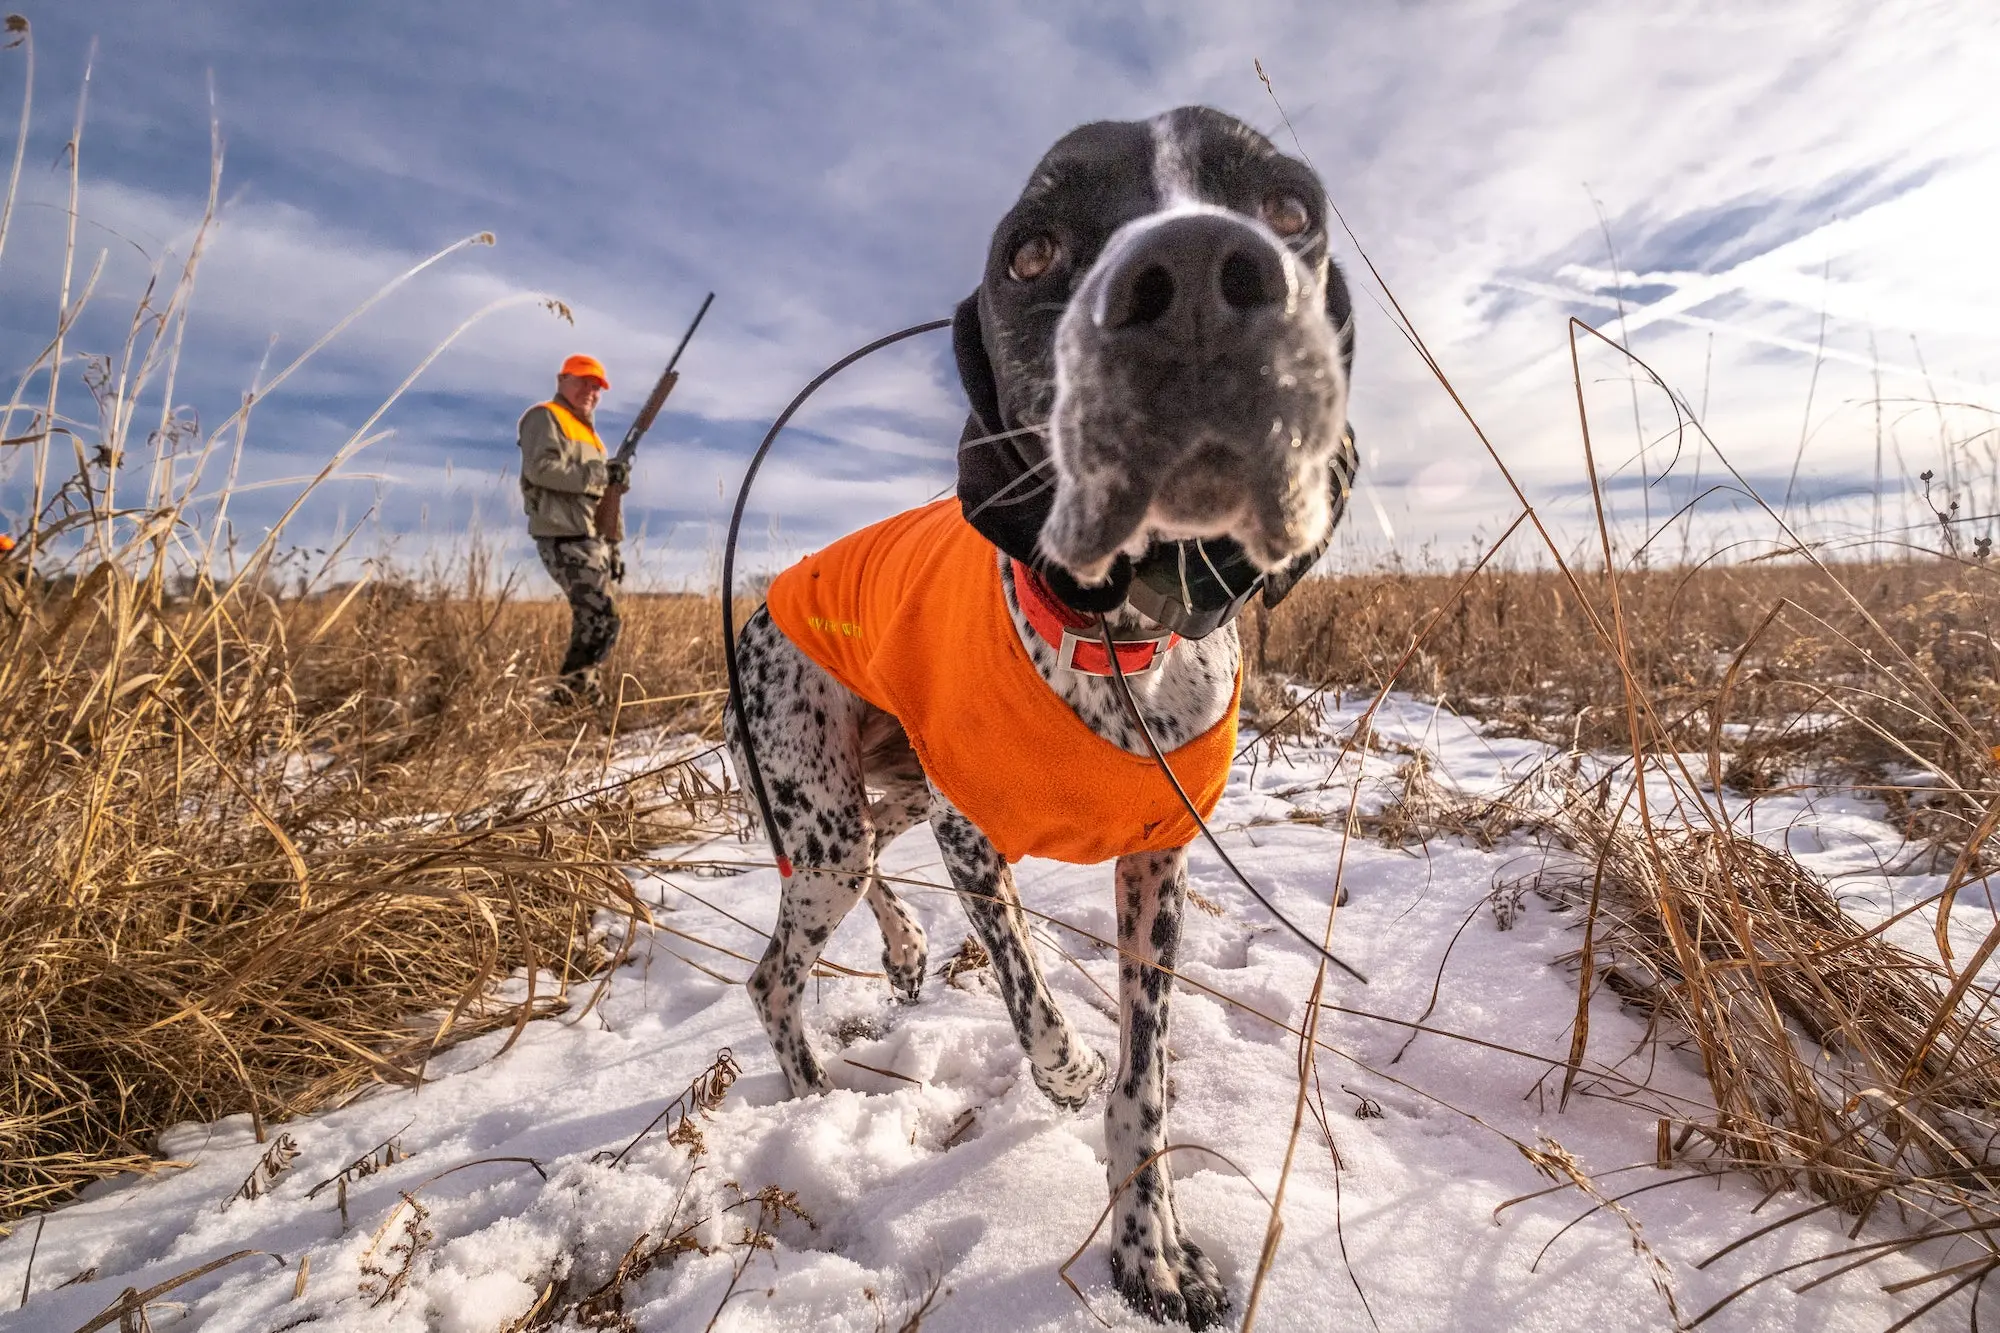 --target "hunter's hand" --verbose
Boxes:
[605,458,630,488]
